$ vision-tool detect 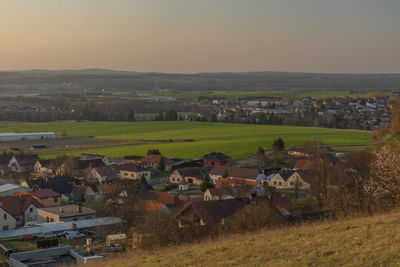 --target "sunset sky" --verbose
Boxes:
[1,0,399,73]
